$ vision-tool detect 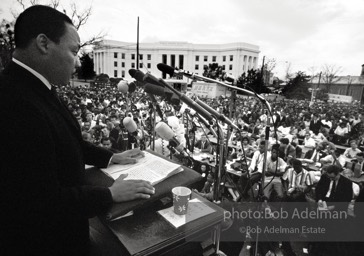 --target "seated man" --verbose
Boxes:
[343,140,361,159]
[316,165,353,212]
[194,134,212,153]
[238,141,270,199]
[279,137,296,162]
[283,159,313,202]
[264,144,287,201]
[299,142,326,164]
